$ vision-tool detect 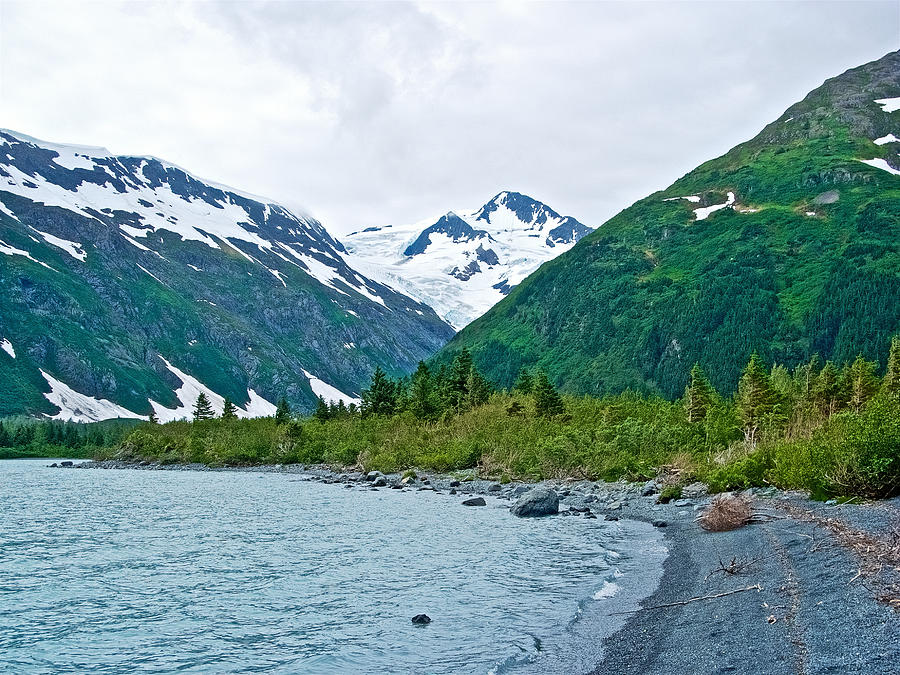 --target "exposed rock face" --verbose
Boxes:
[510,488,558,517]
